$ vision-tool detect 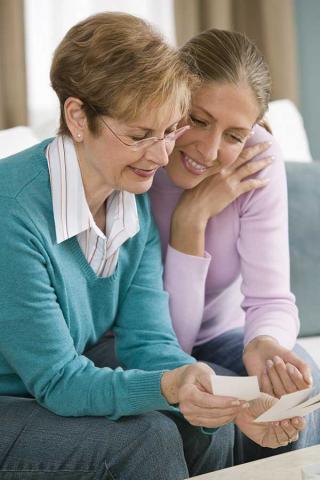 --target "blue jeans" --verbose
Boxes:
[192,328,320,463]
[0,335,235,479]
